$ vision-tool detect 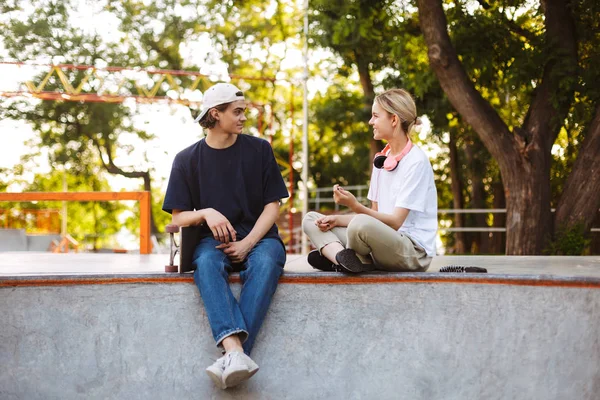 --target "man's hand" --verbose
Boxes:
[333,184,359,210]
[216,239,254,264]
[203,208,237,244]
[315,215,338,232]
